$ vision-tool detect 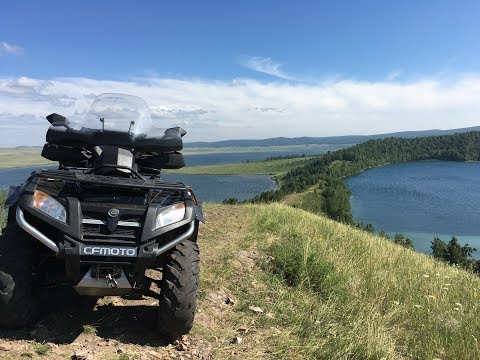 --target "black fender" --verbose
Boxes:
[5,185,22,207]
[195,202,205,223]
